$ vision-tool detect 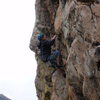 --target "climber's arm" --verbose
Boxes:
[51,35,56,41]
[44,35,56,46]
[49,35,57,45]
